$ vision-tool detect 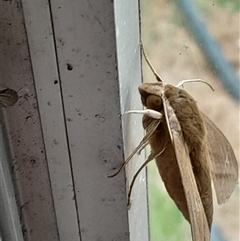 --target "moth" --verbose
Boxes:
[0,88,18,108]
[109,44,238,241]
